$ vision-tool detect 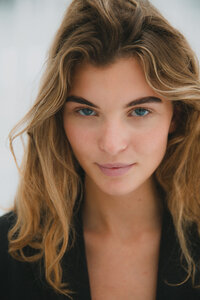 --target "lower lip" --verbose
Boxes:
[97,164,135,177]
